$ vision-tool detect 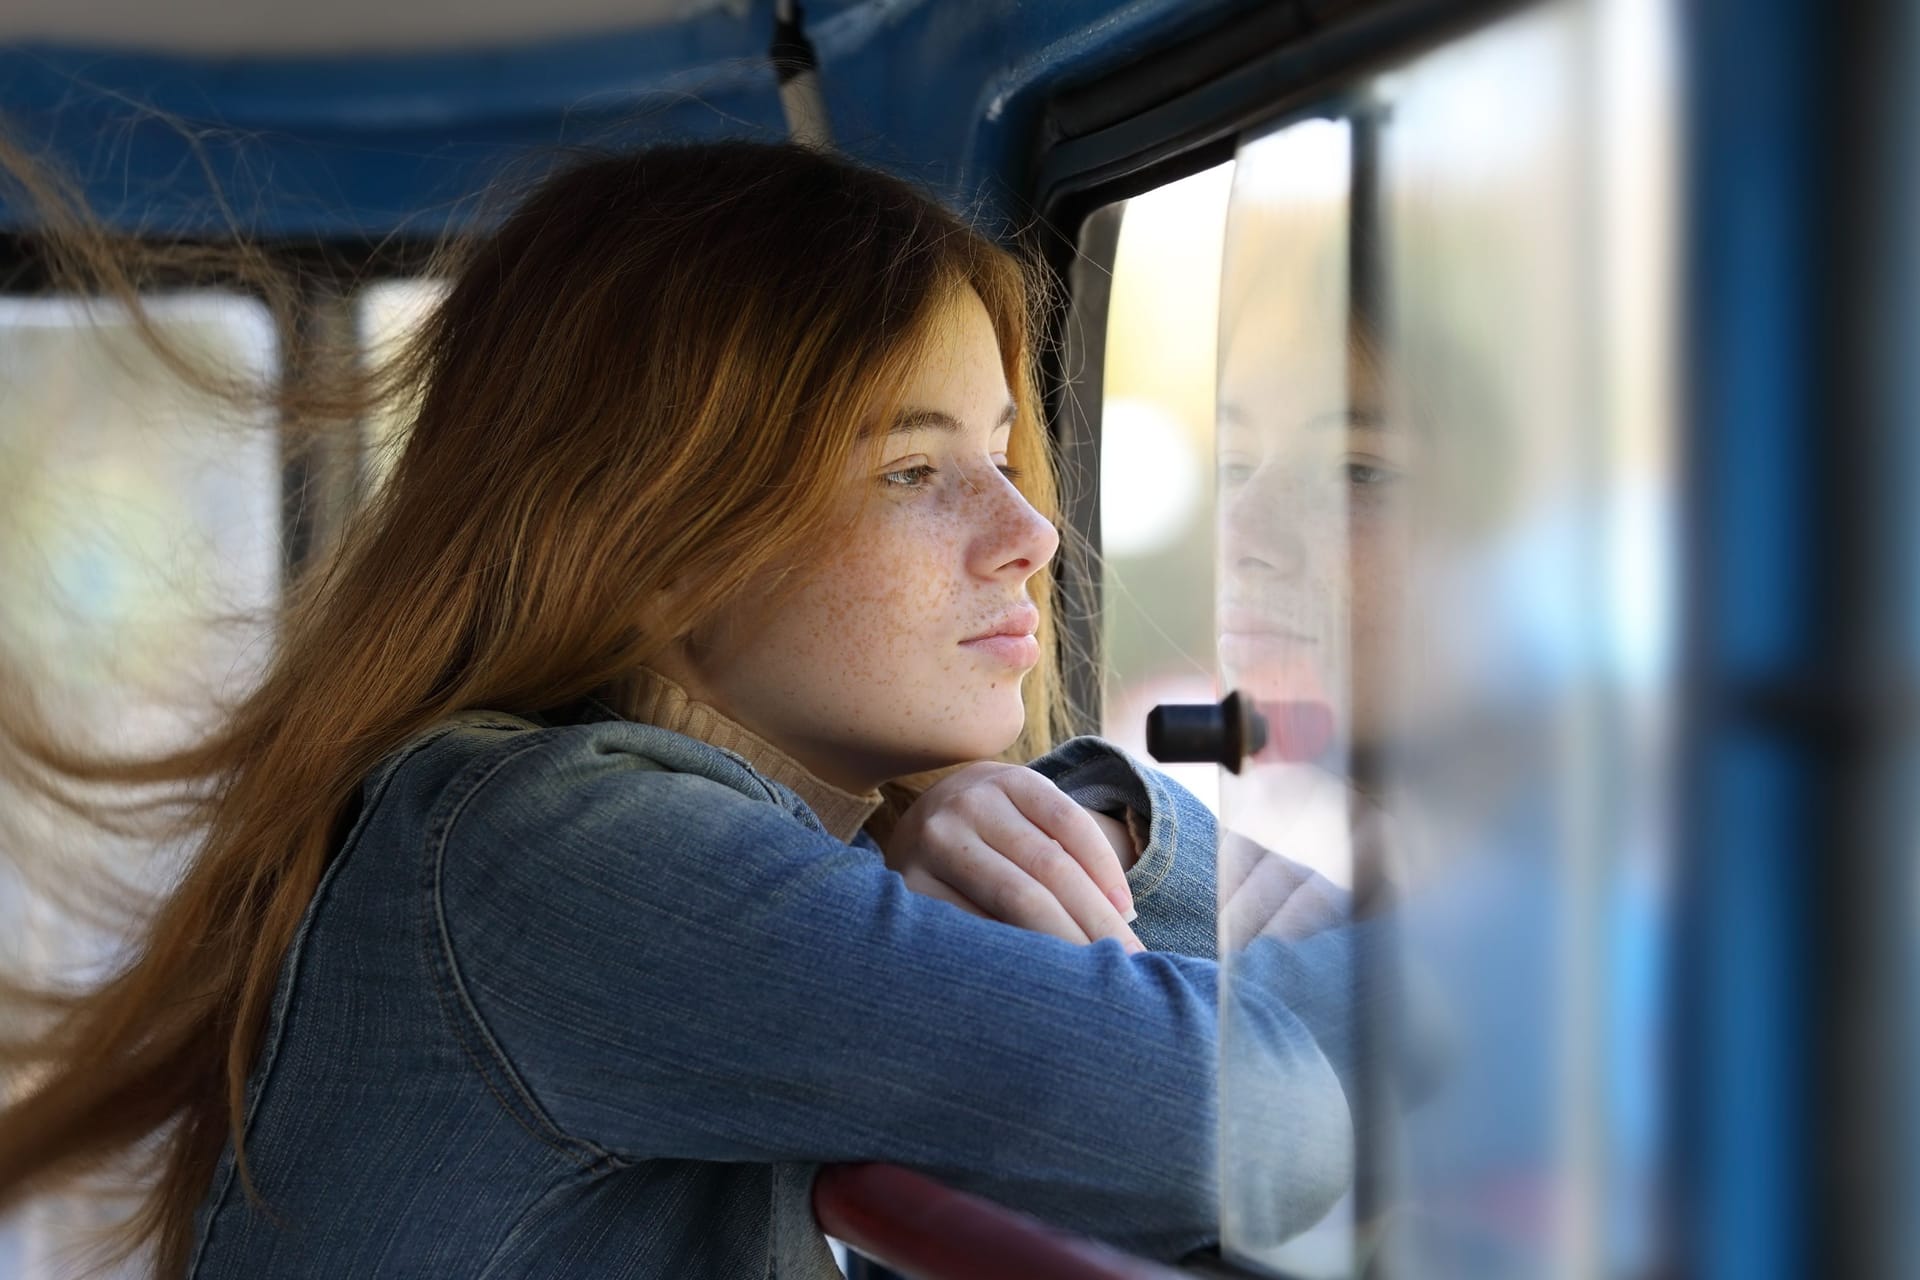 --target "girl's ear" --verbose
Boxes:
[633,626,702,696]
